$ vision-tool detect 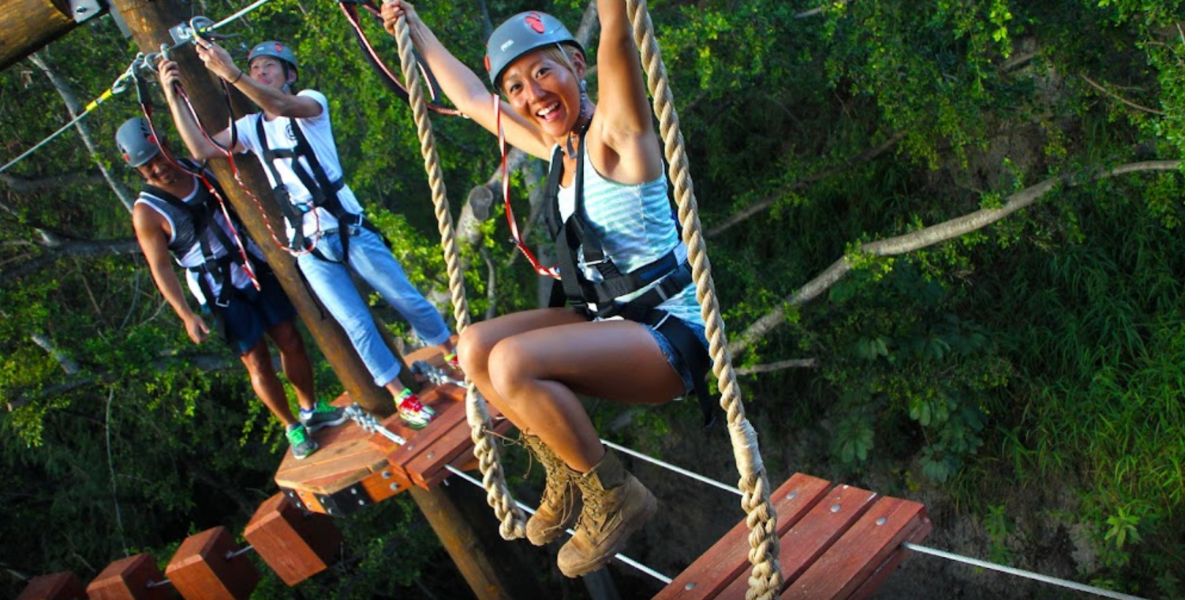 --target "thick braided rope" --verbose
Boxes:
[624,1,782,598]
[394,16,526,541]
